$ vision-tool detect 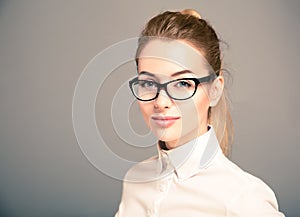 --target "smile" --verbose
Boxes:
[151,115,181,128]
